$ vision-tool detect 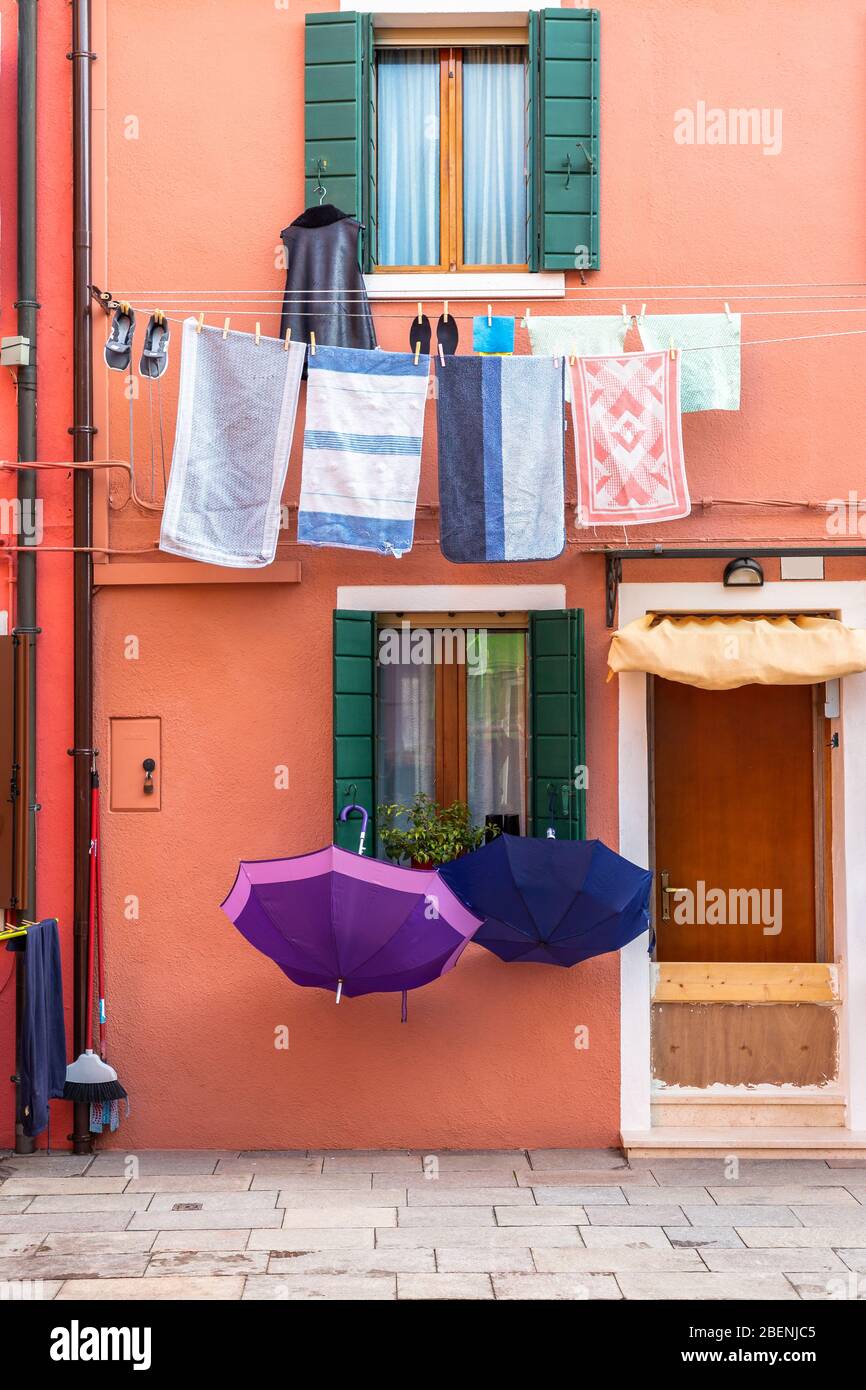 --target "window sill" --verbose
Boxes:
[364,271,565,302]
